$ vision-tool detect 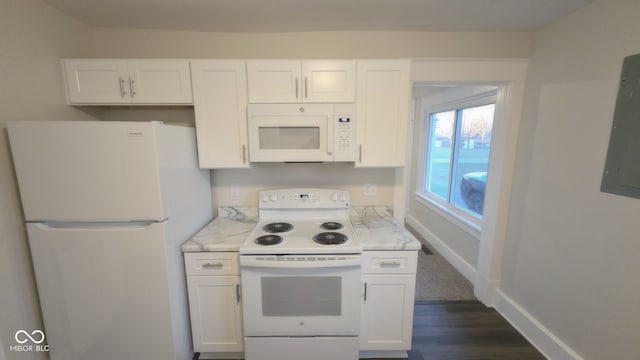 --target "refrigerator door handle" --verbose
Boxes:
[32,220,166,230]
